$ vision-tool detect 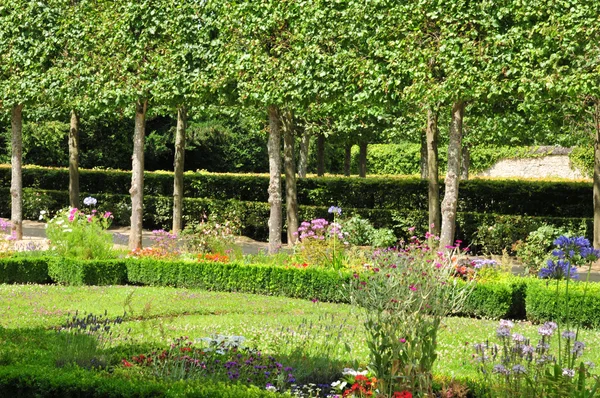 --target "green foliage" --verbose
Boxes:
[348,241,473,395]
[461,277,528,320]
[569,145,594,178]
[526,279,600,329]
[126,258,350,303]
[180,214,242,256]
[515,225,584,275]
[0,256,50,284]
[340,215,397,248]
[0,365,278,398]
[3,166,596,219]
[48,258,128,286]
[45,206,114,260]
